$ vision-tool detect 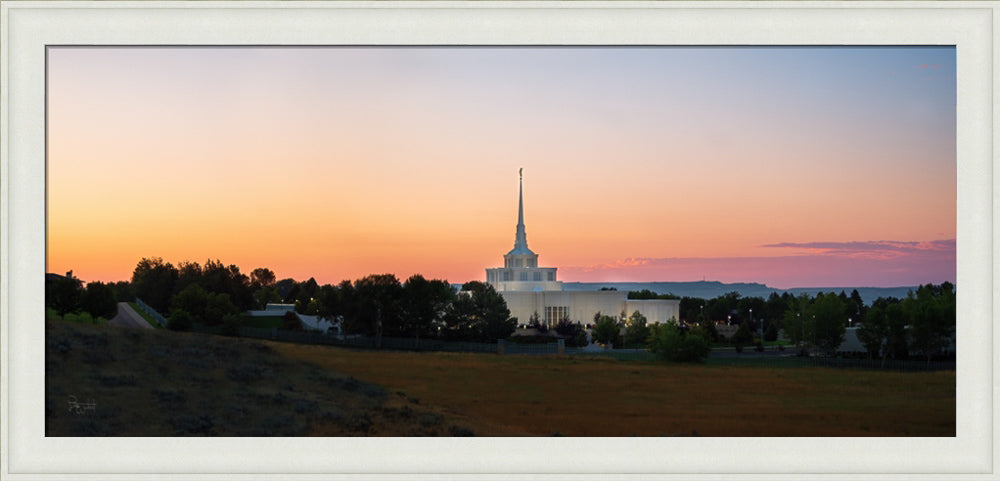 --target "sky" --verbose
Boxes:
[46,46,956,289]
